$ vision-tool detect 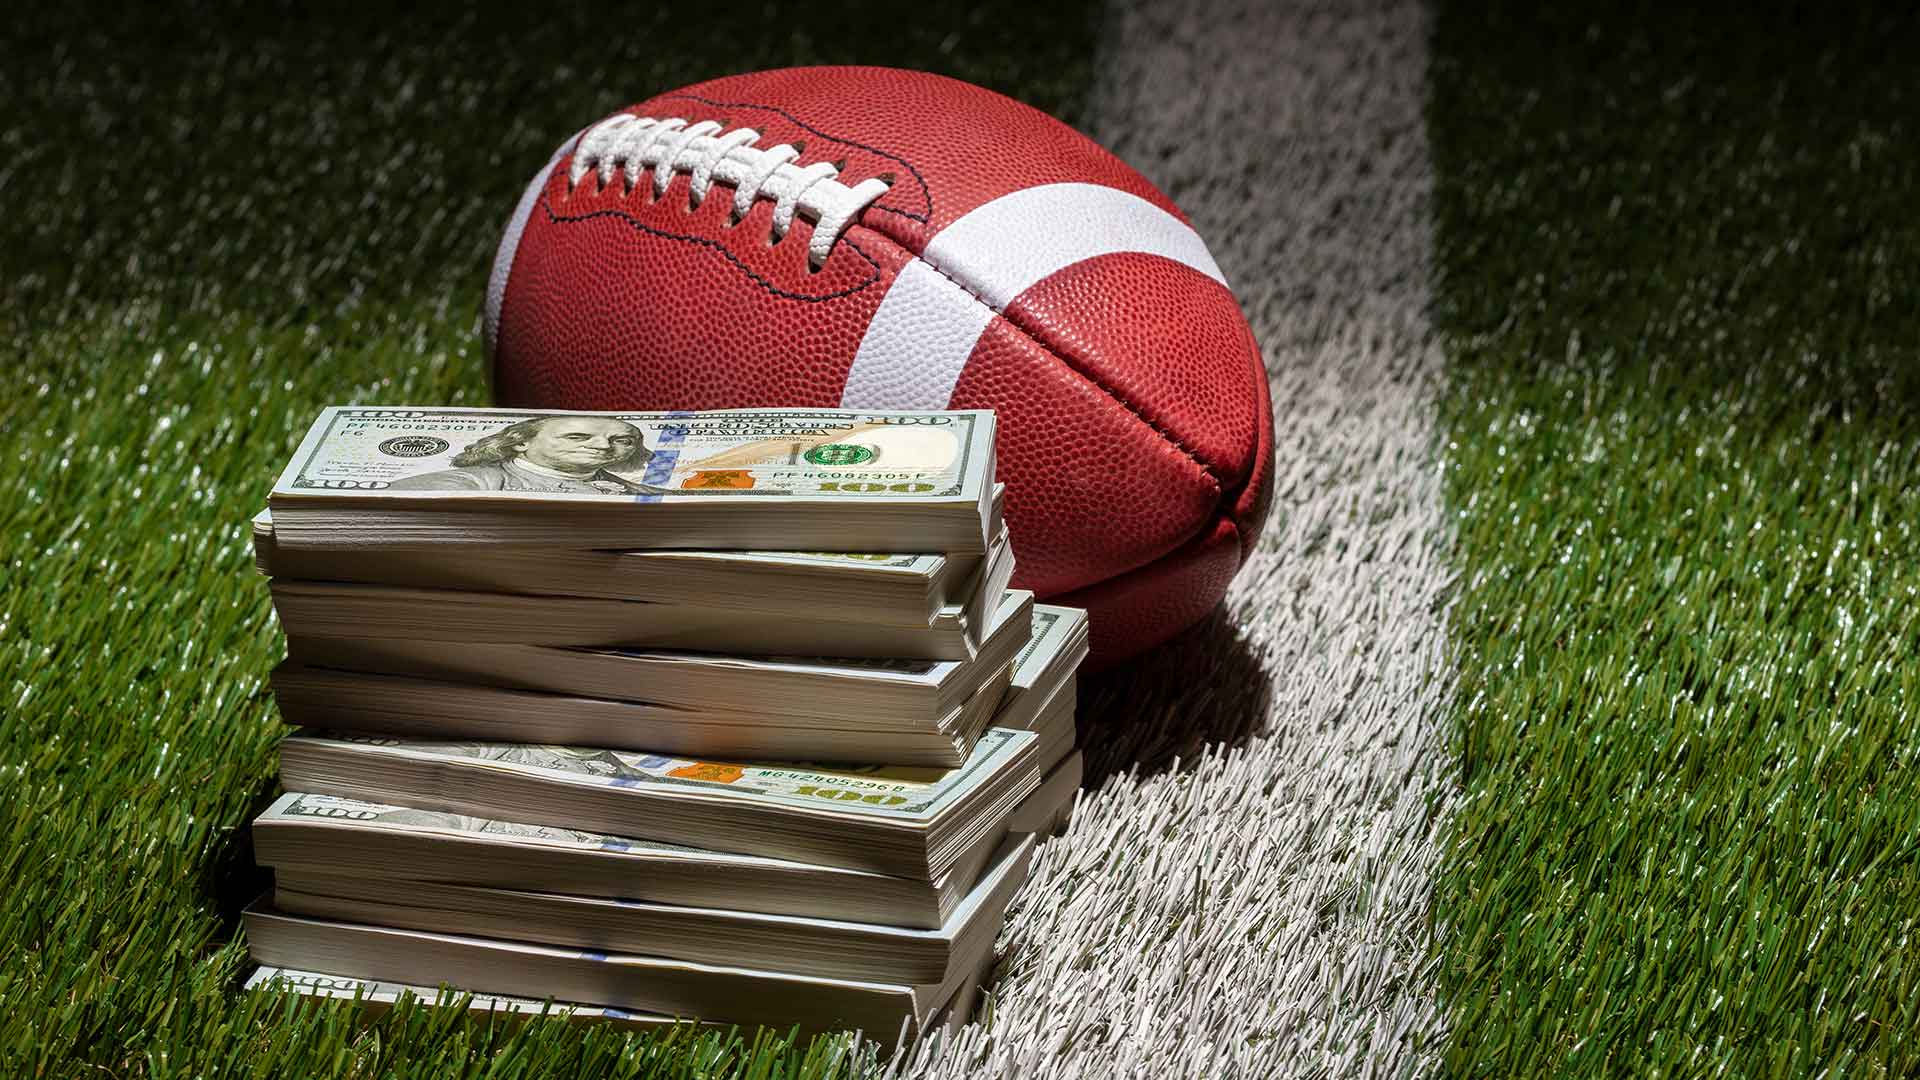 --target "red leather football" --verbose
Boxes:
[486,67,1272,665]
